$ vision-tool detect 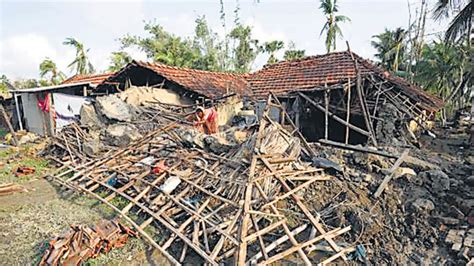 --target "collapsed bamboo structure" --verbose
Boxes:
[48,94,353,265]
